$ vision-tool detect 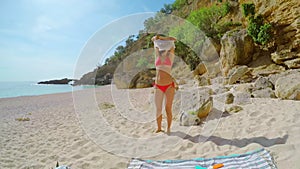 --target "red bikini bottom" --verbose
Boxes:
[154,82,175,93]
